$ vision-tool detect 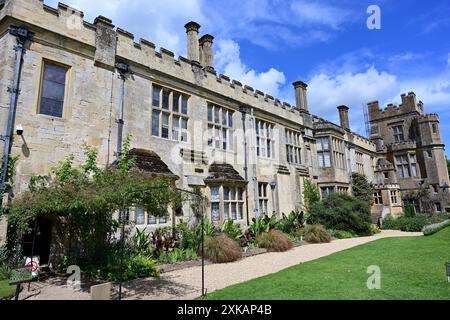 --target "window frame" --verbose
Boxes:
[285,129,302,165]
[37,59,70,118]
[207,103,234,151]
[151,84,189,142]
[317,137,331,168]
[392,125,405,143]
[255,119,275,159]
